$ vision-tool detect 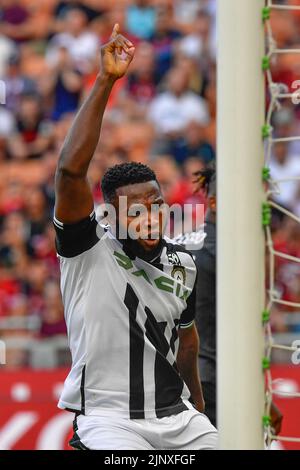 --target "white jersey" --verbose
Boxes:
[54,210,197,419]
